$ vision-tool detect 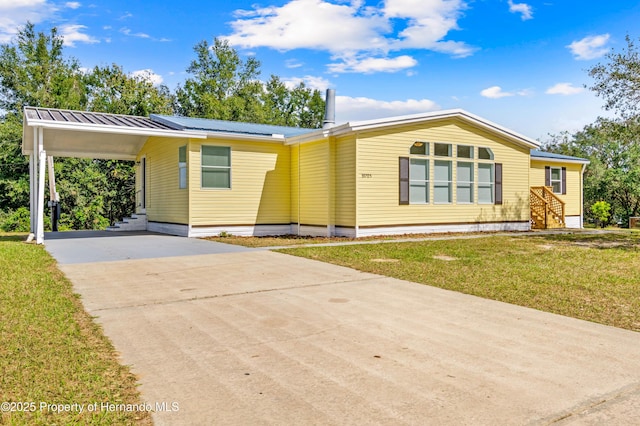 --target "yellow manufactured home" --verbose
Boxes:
[22,106,588,242]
